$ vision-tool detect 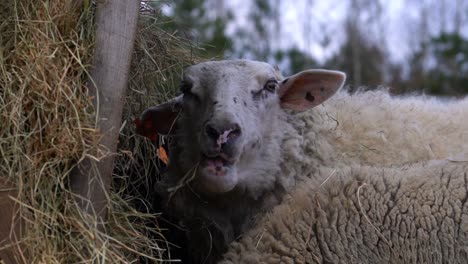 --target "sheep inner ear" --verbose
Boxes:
[135,96,182,139]
[278,70,346,112]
